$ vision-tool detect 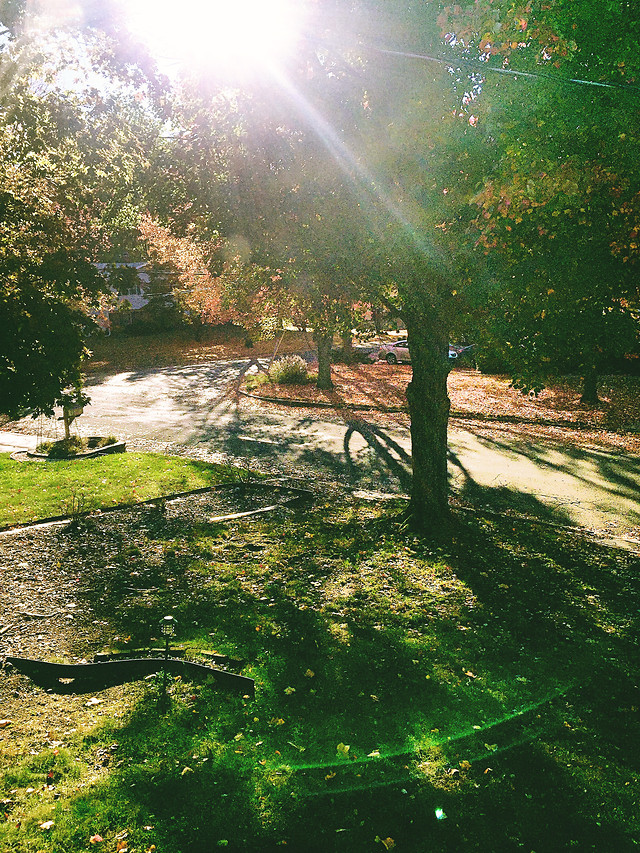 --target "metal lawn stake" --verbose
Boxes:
[160,615,177,706]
